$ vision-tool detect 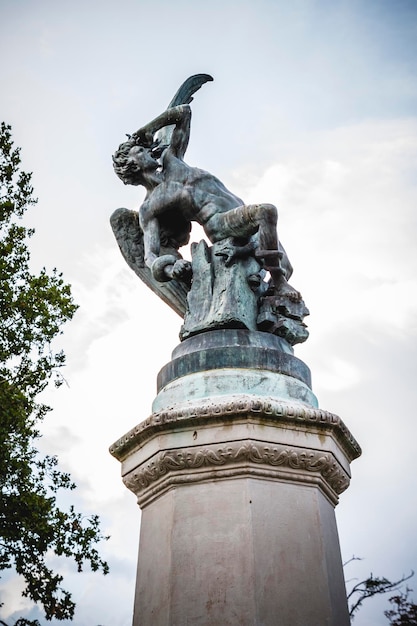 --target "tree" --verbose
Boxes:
[385,588,417,625]
[345,556,414,622]
[348,572,414,620]
[0,122,109,621]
